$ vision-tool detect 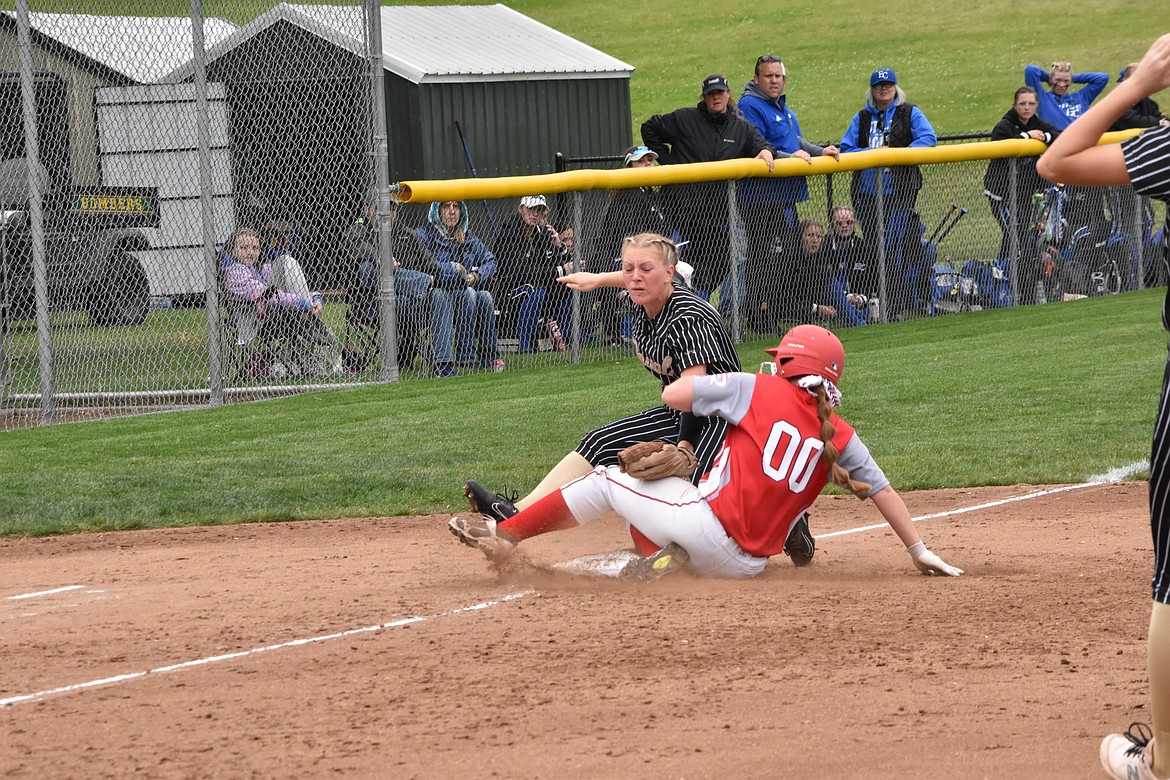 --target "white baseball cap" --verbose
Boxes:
[519,195,547,209]
[623,146,659,166]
